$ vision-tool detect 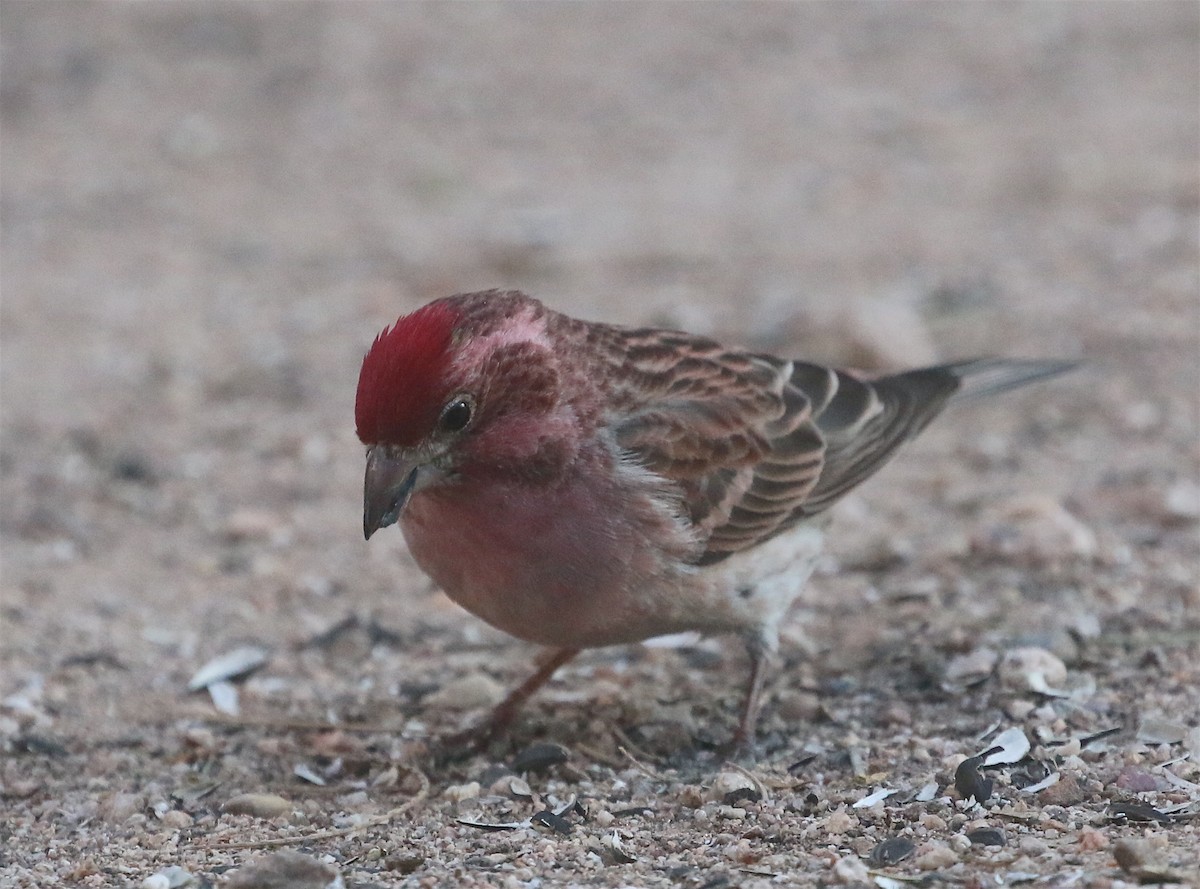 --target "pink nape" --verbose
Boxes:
[356,300,461,445]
